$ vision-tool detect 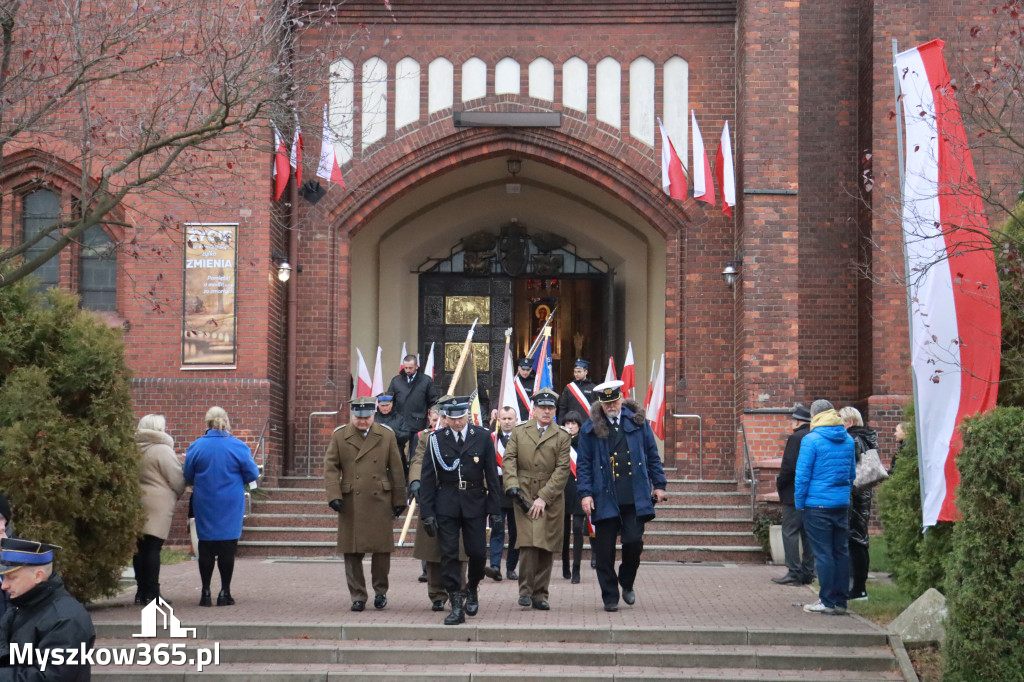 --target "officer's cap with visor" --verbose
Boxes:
[446,398,471,419]
[533,388,559,407]
[350,396,377,418]
[593,380,625,403]
[0,538,59,575]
